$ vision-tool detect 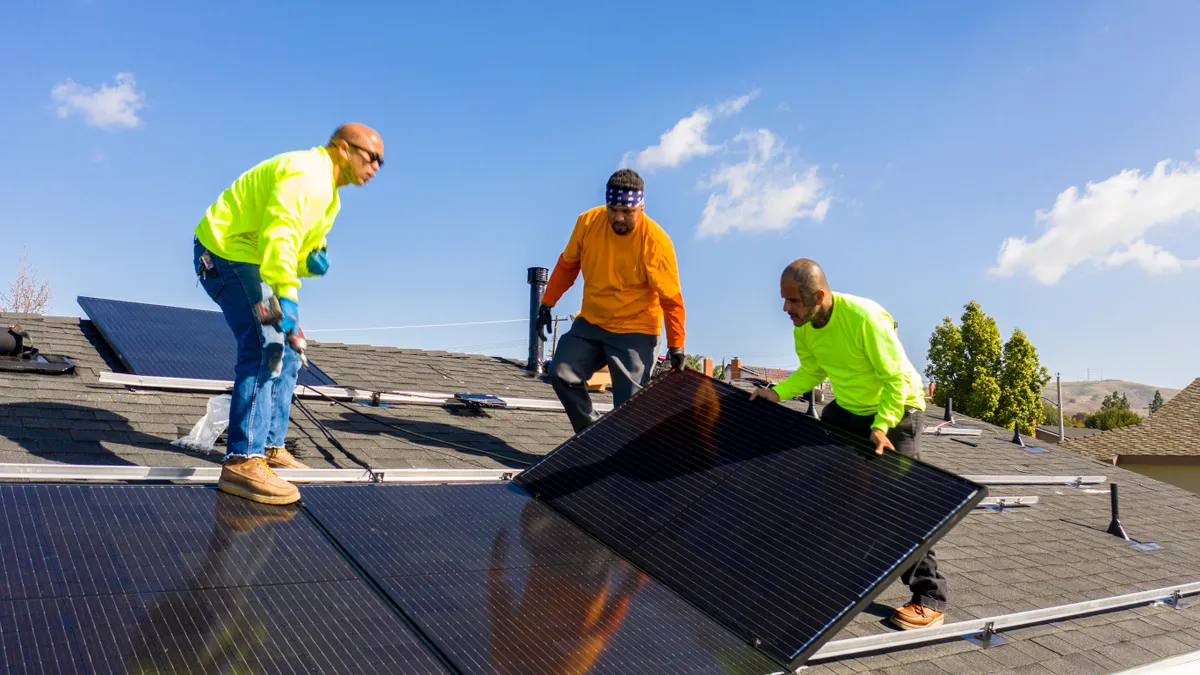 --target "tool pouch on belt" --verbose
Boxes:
[252,294,284,326]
